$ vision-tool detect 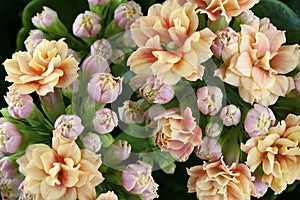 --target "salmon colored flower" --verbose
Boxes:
[154,107,202,162]
[189,0,259,22]
[3,38,79,96]
[241,114,300,194]
[96,191,118,200]
[16,130,104,200]
[128,0,215,85]
[187,157,257,199]
[215,18,300,106]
